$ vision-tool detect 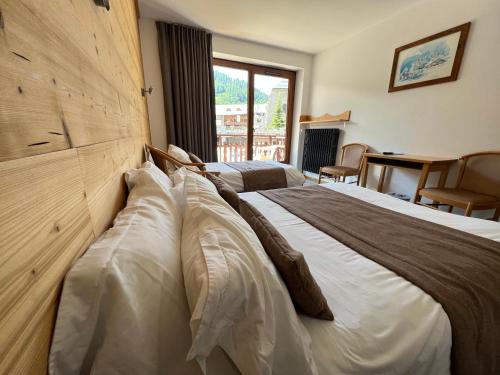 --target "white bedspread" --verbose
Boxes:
[240,183,500,375]
[205,161,305,192]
